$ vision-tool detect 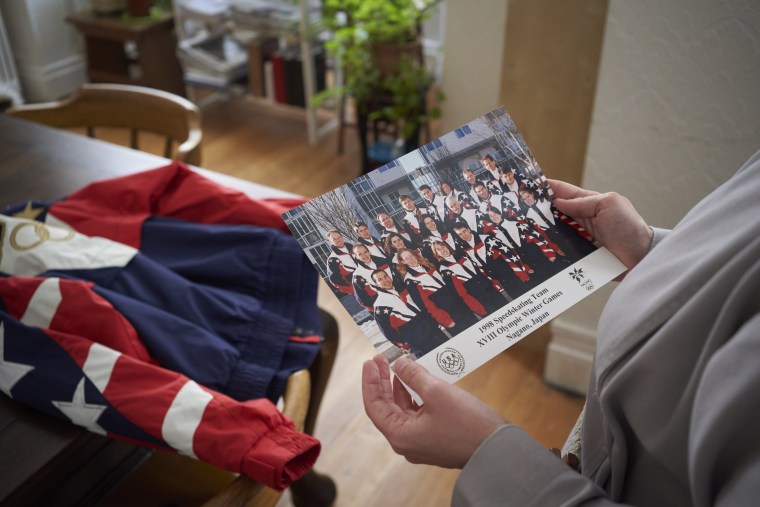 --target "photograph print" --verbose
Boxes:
[283,106,610,370]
